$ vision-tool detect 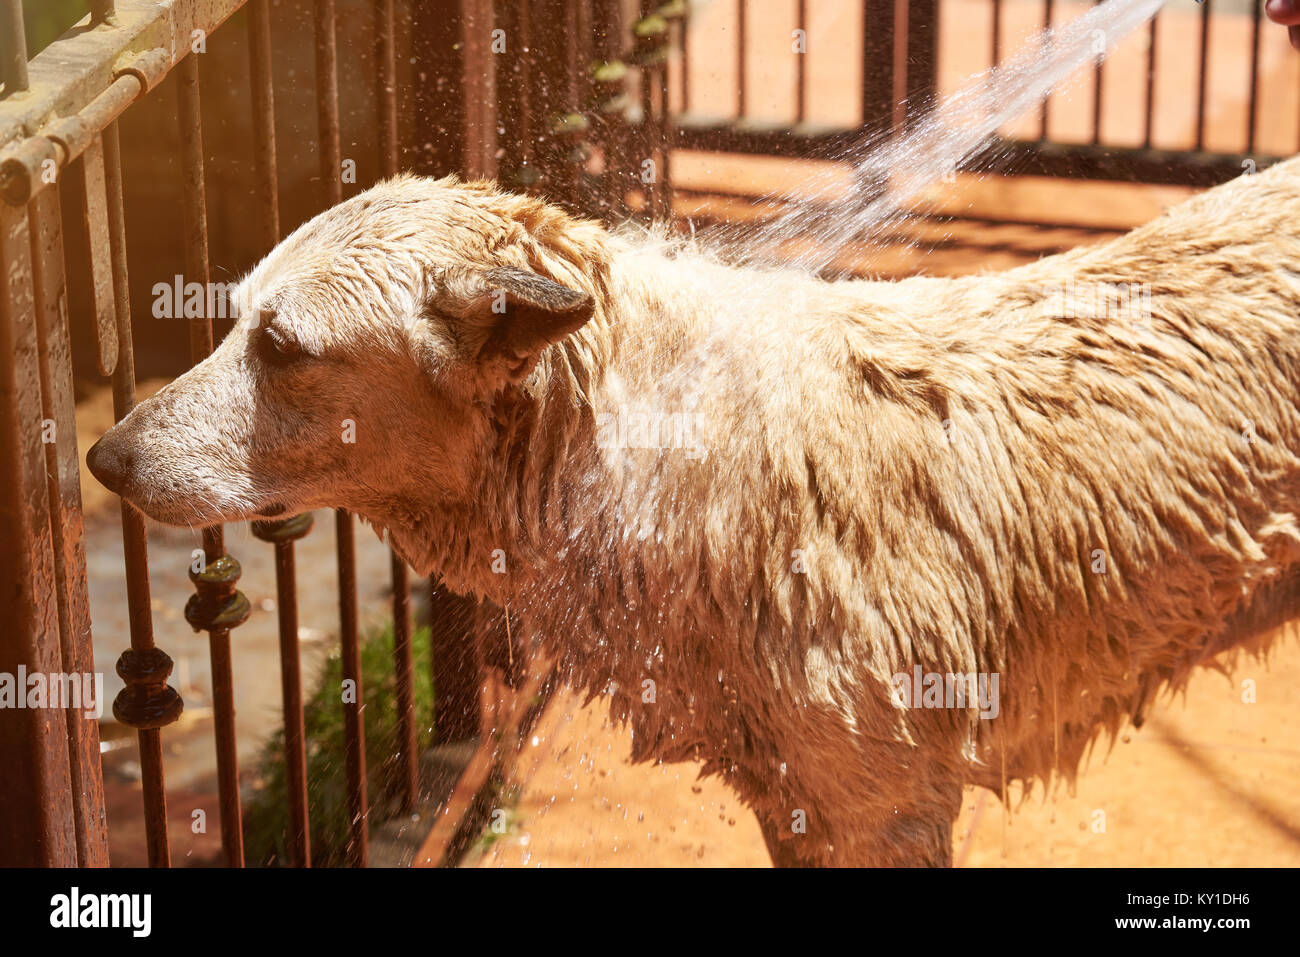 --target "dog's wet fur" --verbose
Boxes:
[90,162,1300,865]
